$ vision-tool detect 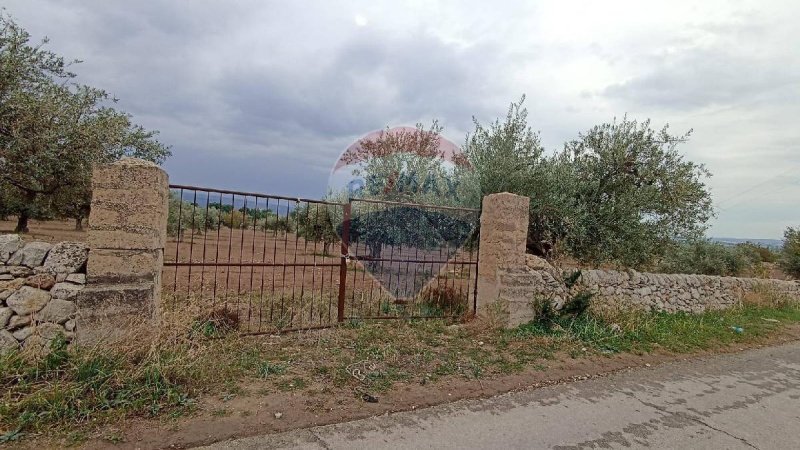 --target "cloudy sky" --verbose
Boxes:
[6,0,799,238]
